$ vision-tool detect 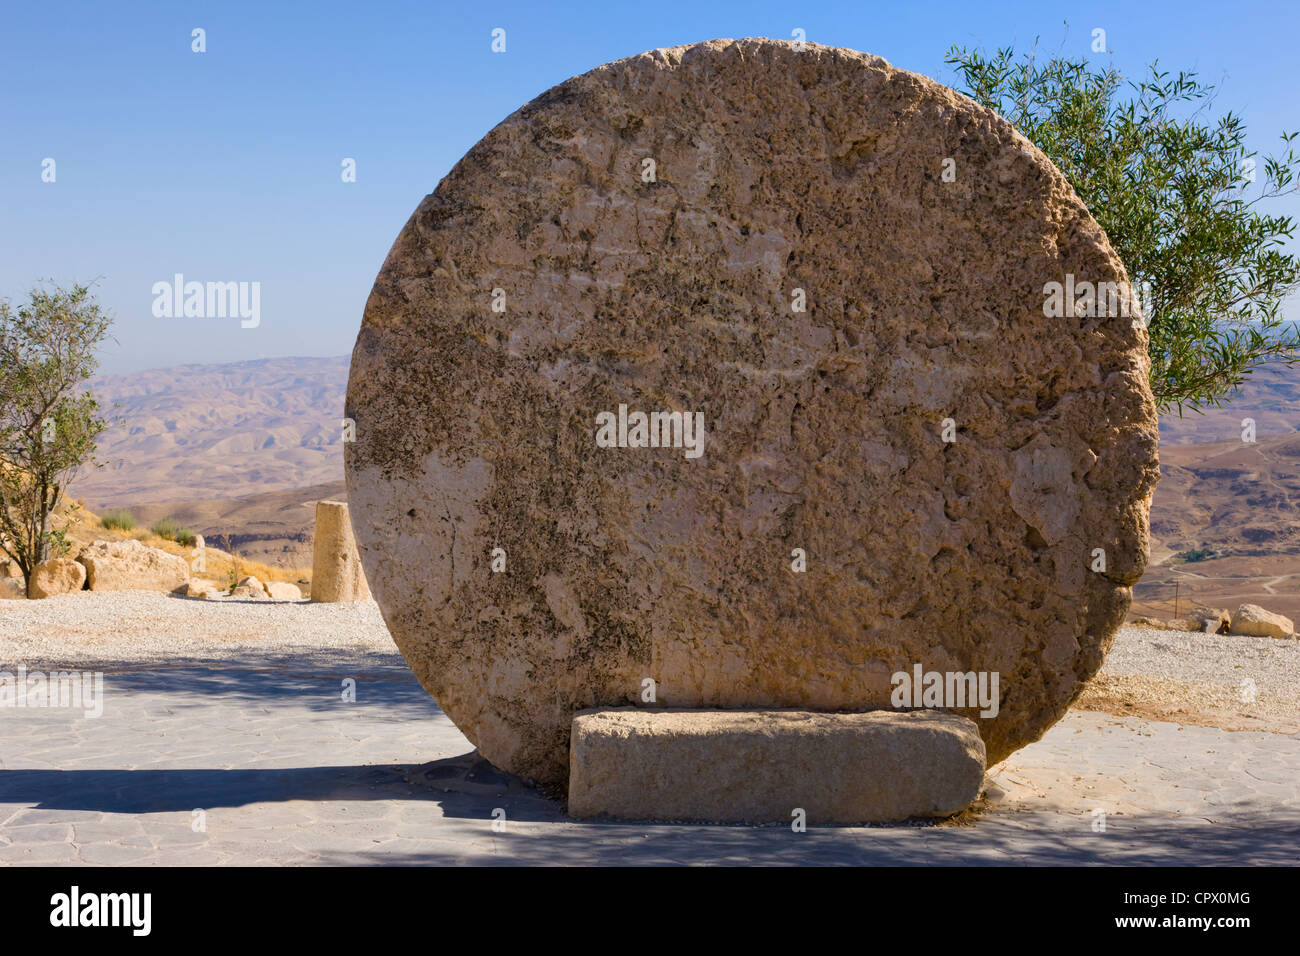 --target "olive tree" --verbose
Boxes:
[0,282,111,594]
[946,43,1300,413]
